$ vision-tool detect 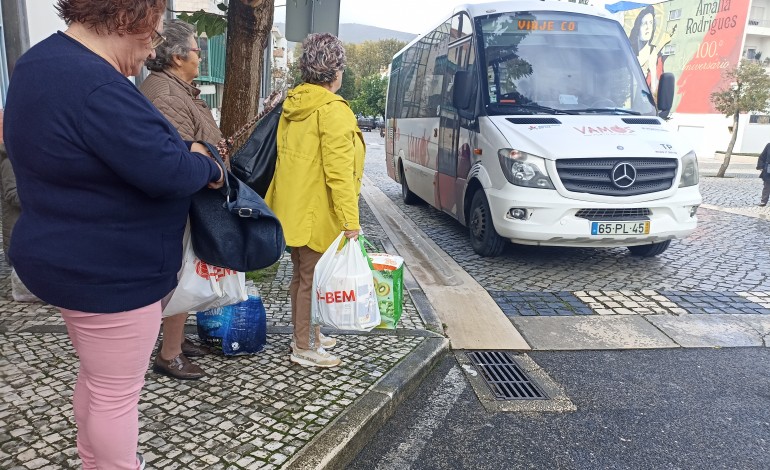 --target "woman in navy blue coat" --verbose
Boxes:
[3,1,223,468]
[758,143,770,207]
